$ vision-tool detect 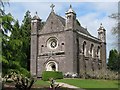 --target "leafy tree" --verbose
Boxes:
[1,1,30,76]
[20,10,31,70]
[18,10,45,70]
[1,13,15,75]
[109,13,120,52]
[0,0,12,75]
[1,1,43,76]
[107,49,119,71]
[3,10,32,76]
[1,14,28,76]
[0,0,5,15]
